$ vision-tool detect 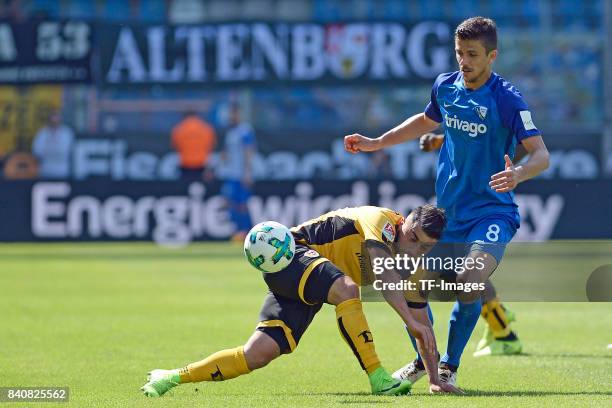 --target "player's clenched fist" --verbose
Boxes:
[419,133,444,152]
[344,134,380,153]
